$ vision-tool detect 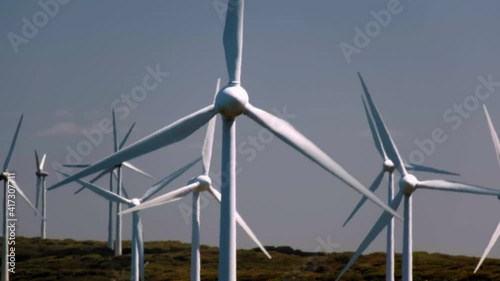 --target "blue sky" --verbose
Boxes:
[2,0,500,258]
